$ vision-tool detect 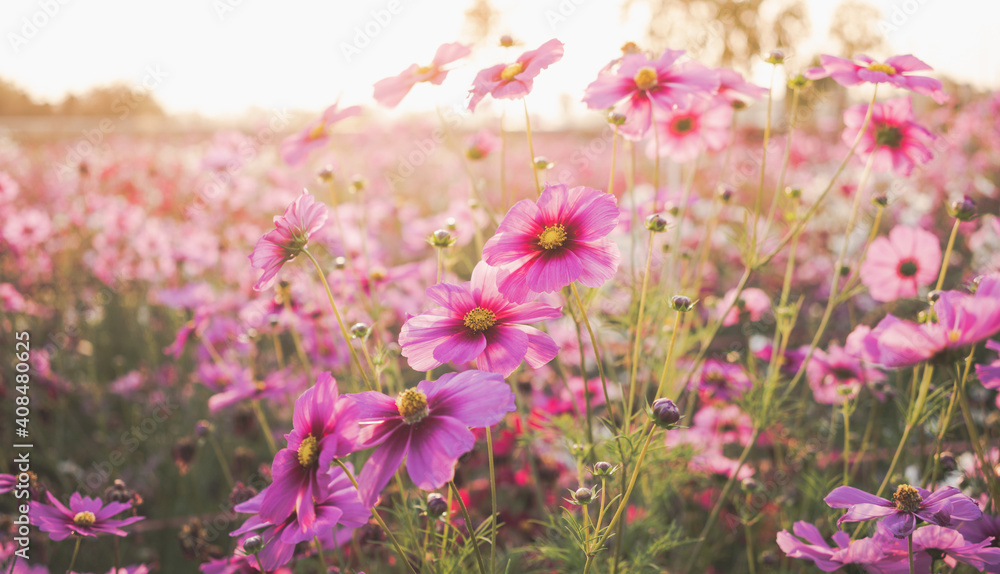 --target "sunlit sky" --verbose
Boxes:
[1,0,998,119]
